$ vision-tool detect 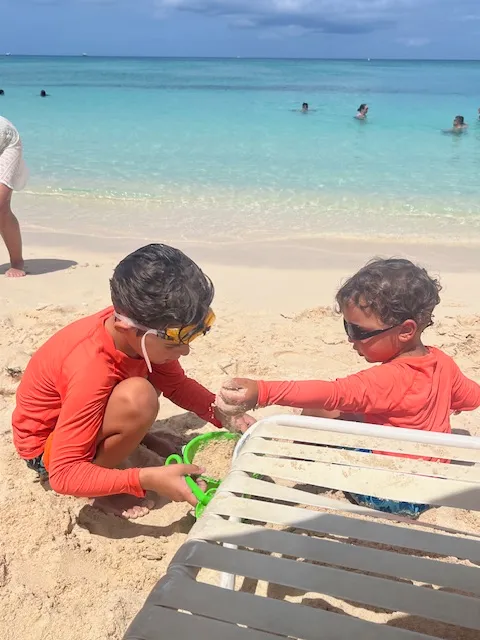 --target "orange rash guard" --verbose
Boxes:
[257,347,480,441]
[12,307,219,498]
